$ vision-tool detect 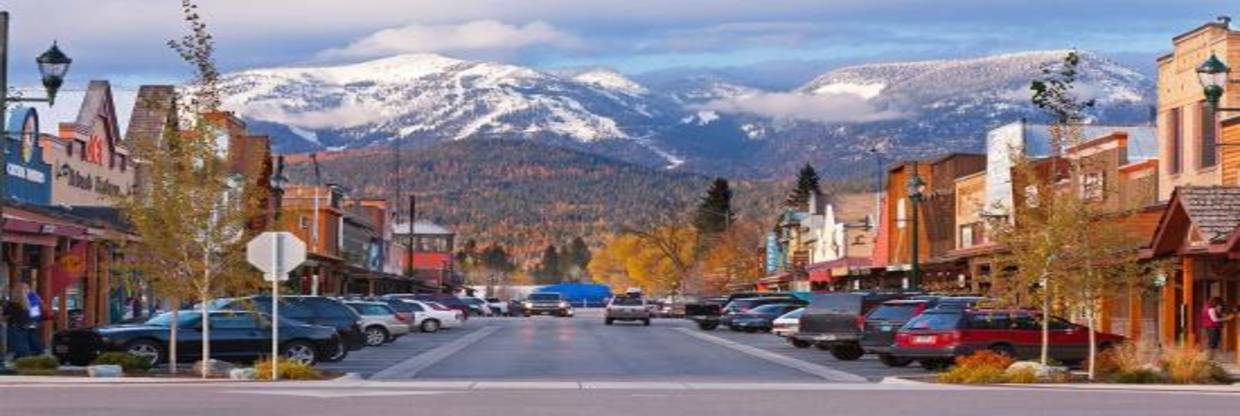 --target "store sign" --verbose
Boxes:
[7,162,45,184]
[56,163,125,196]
